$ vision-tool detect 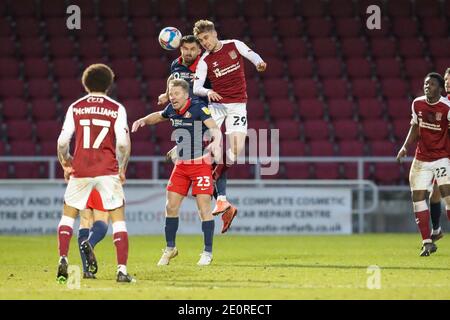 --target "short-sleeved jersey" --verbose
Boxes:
[170,56,210,104]
[197,40,249,103]
[58,94,129,178]
[161,98,212,160]
[411,96,450,162]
